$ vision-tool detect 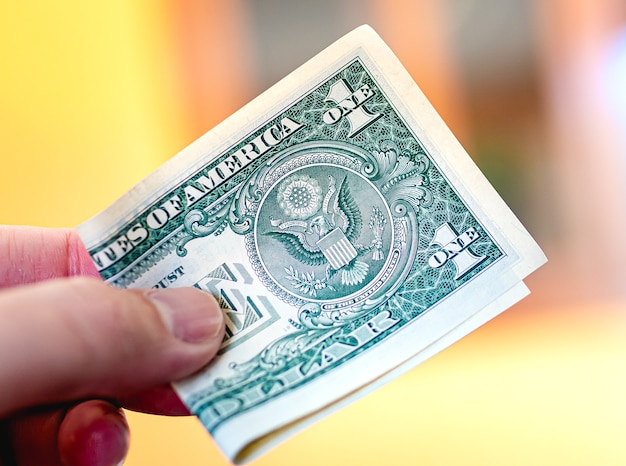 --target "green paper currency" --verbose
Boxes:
[78,25,546,463]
